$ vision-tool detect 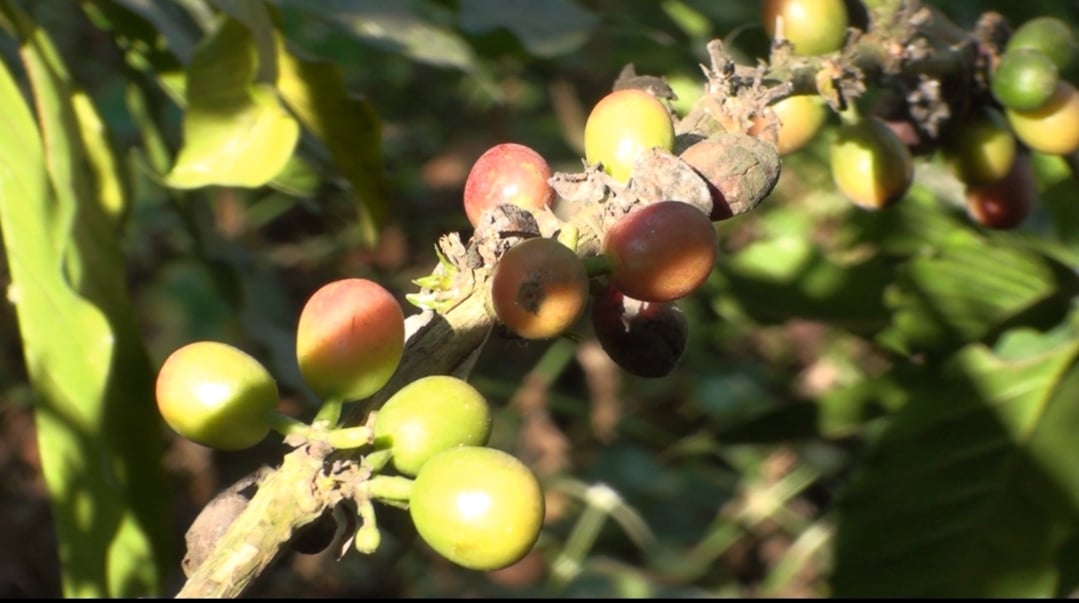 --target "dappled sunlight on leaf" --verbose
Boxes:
[166,16,299,189]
